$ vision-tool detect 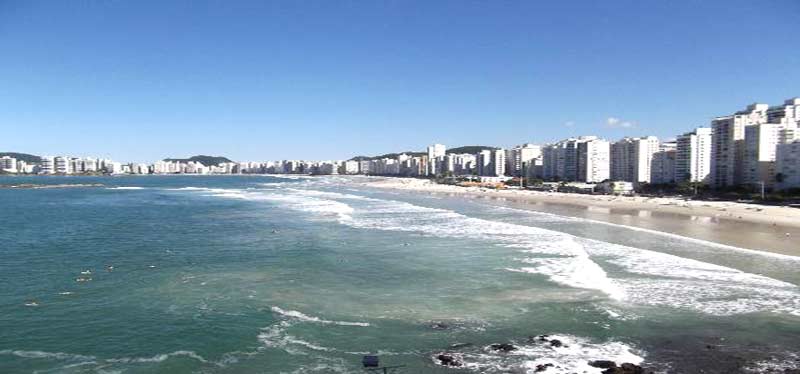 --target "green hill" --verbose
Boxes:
[163,155,233,166]
[350,145,497,161]
[0,152,41,164]
[446,145,498,154]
